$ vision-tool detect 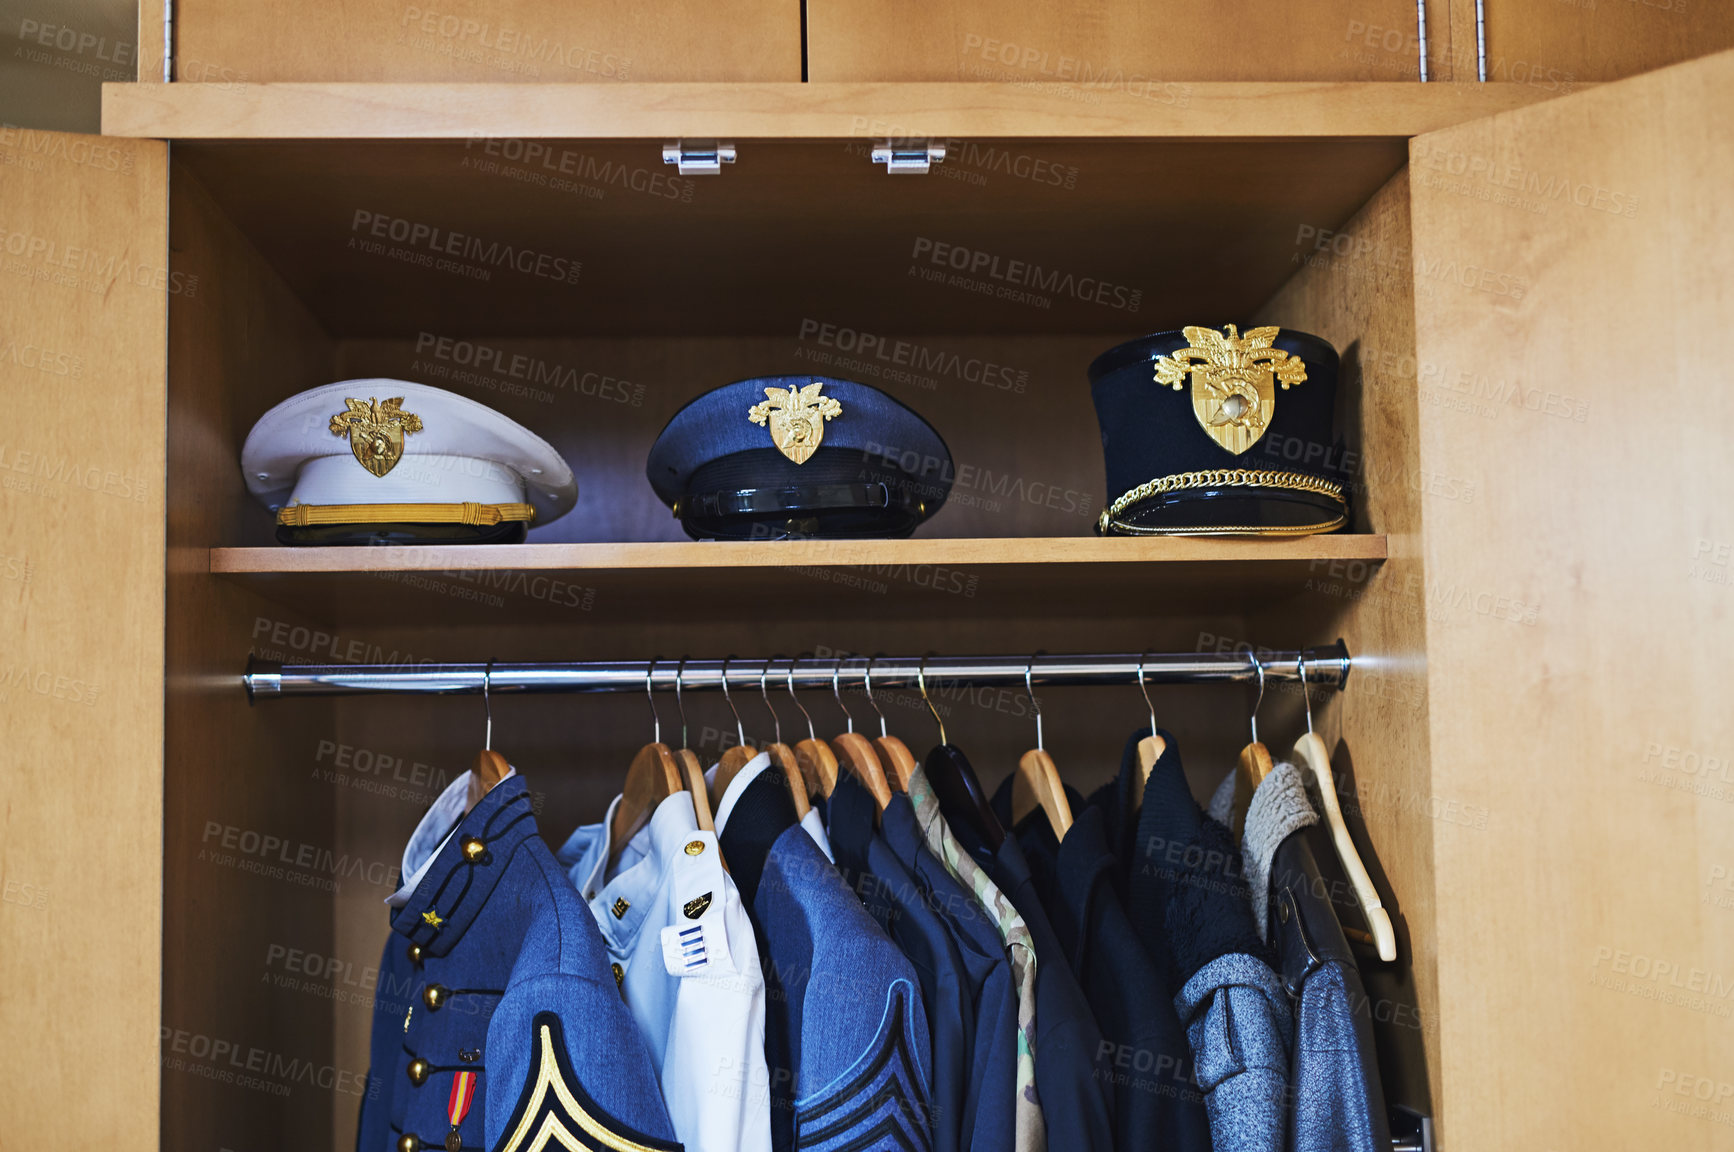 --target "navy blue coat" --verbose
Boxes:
[882,794,1019,1152]
[828,774,964,1152]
